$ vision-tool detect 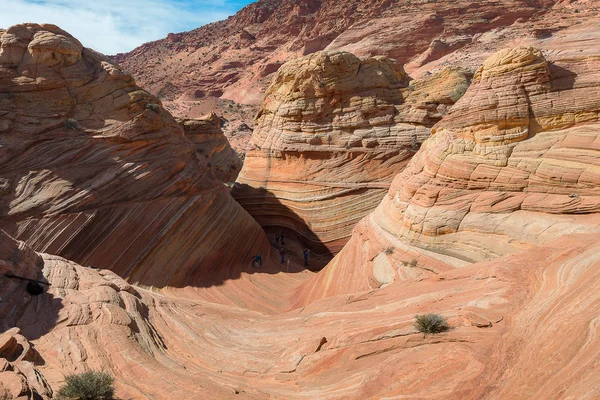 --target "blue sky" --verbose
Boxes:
[0,0,255,54]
